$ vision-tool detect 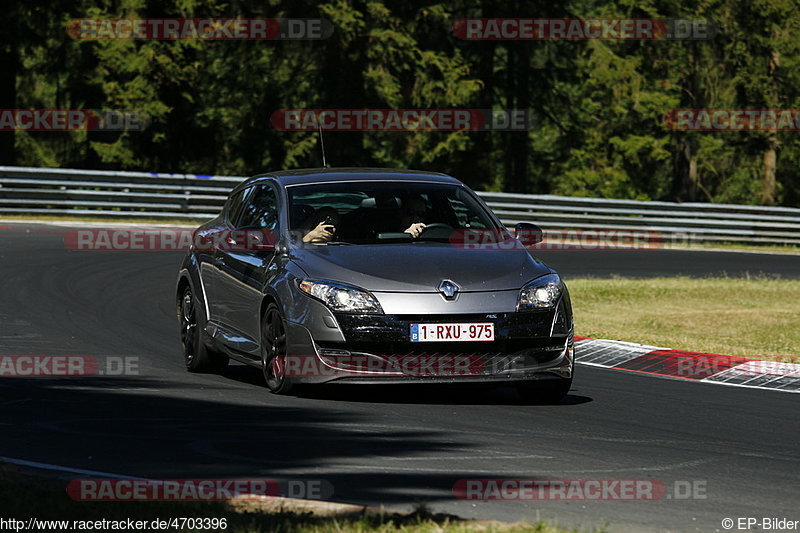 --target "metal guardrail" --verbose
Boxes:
[479,192,800,245]
[0,166,241,219]
[2,166,800,245]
